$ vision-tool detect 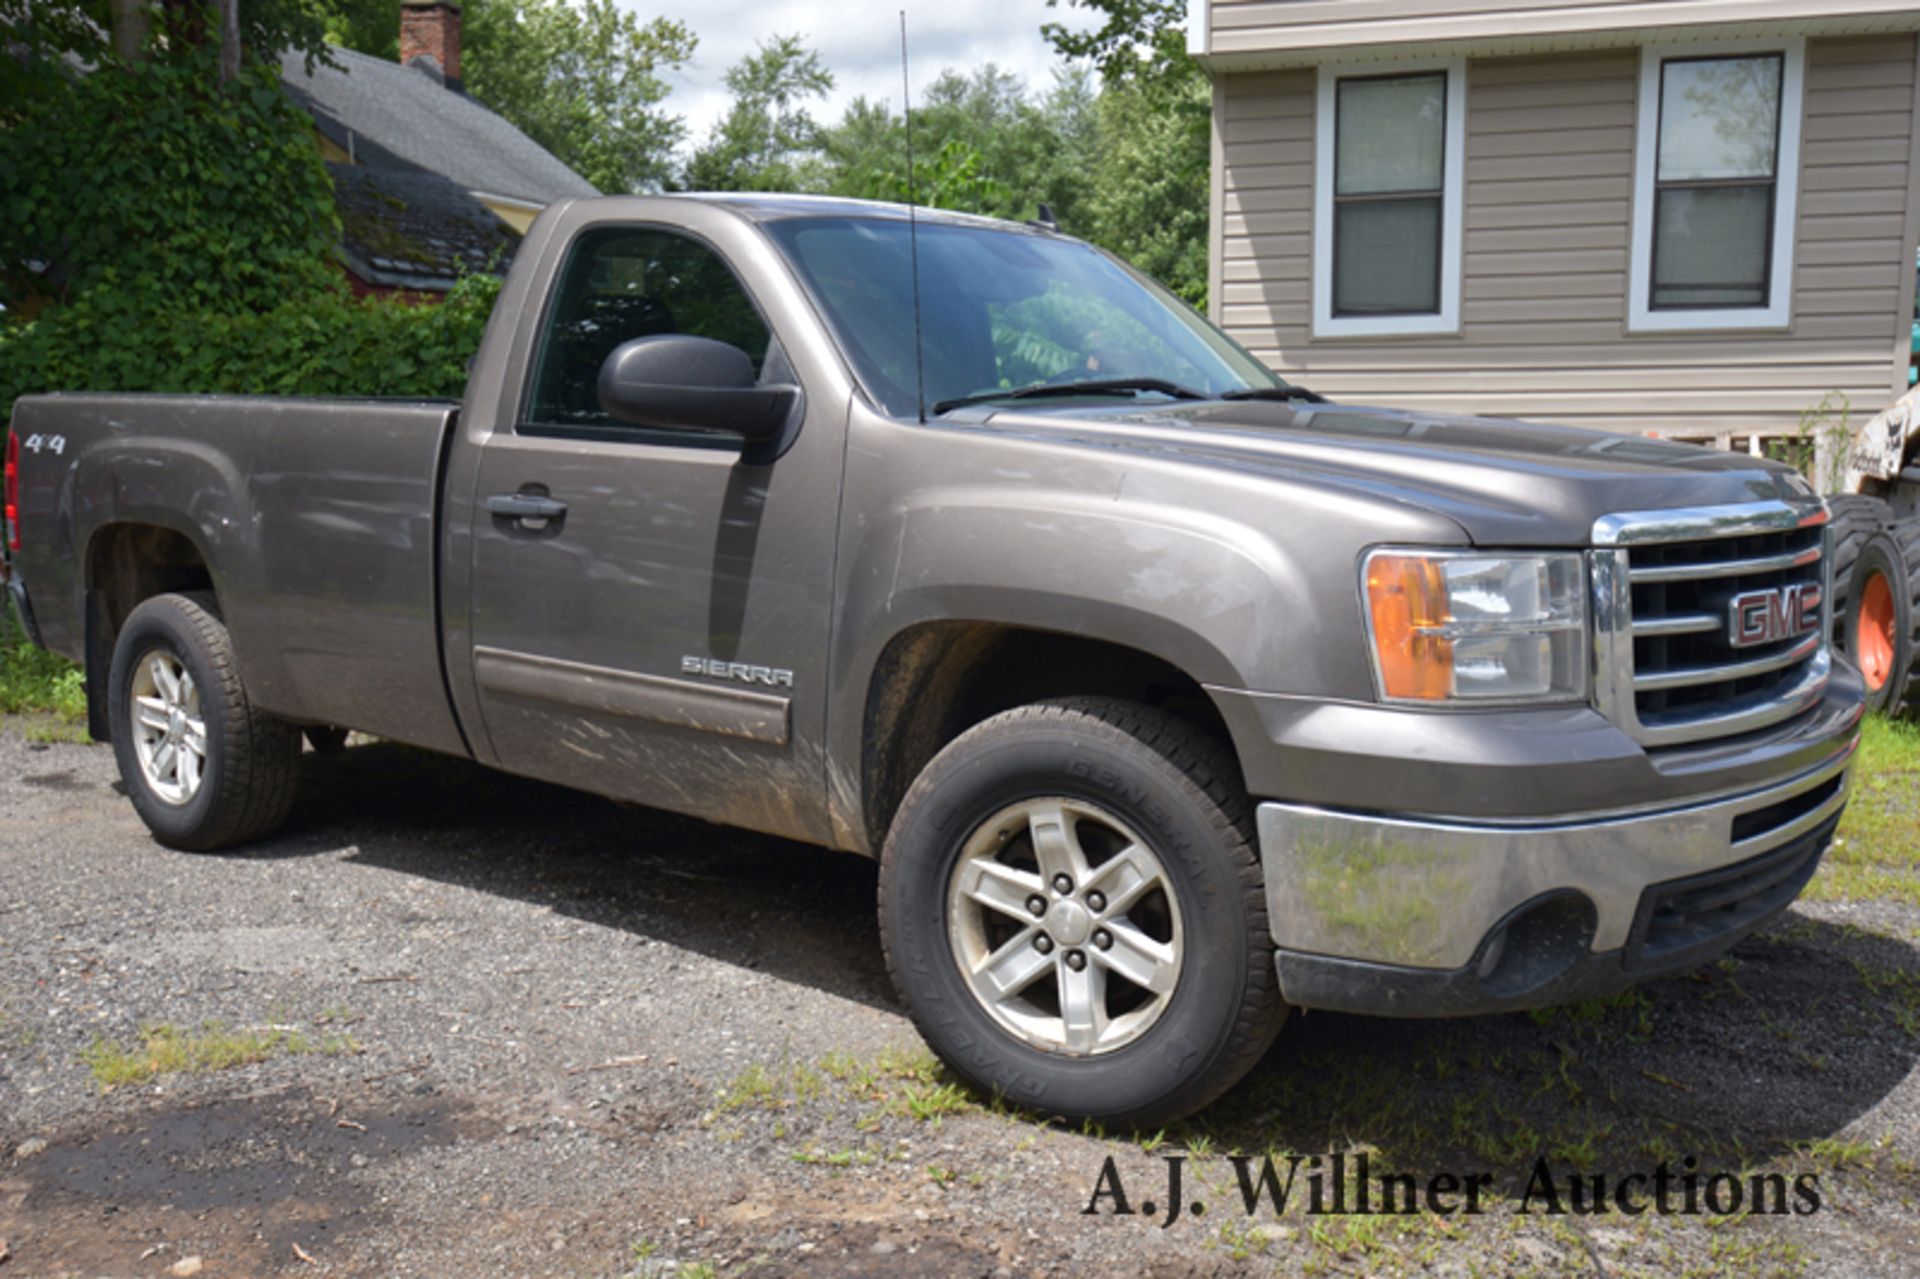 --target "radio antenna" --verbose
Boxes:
[900,10,927,423]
